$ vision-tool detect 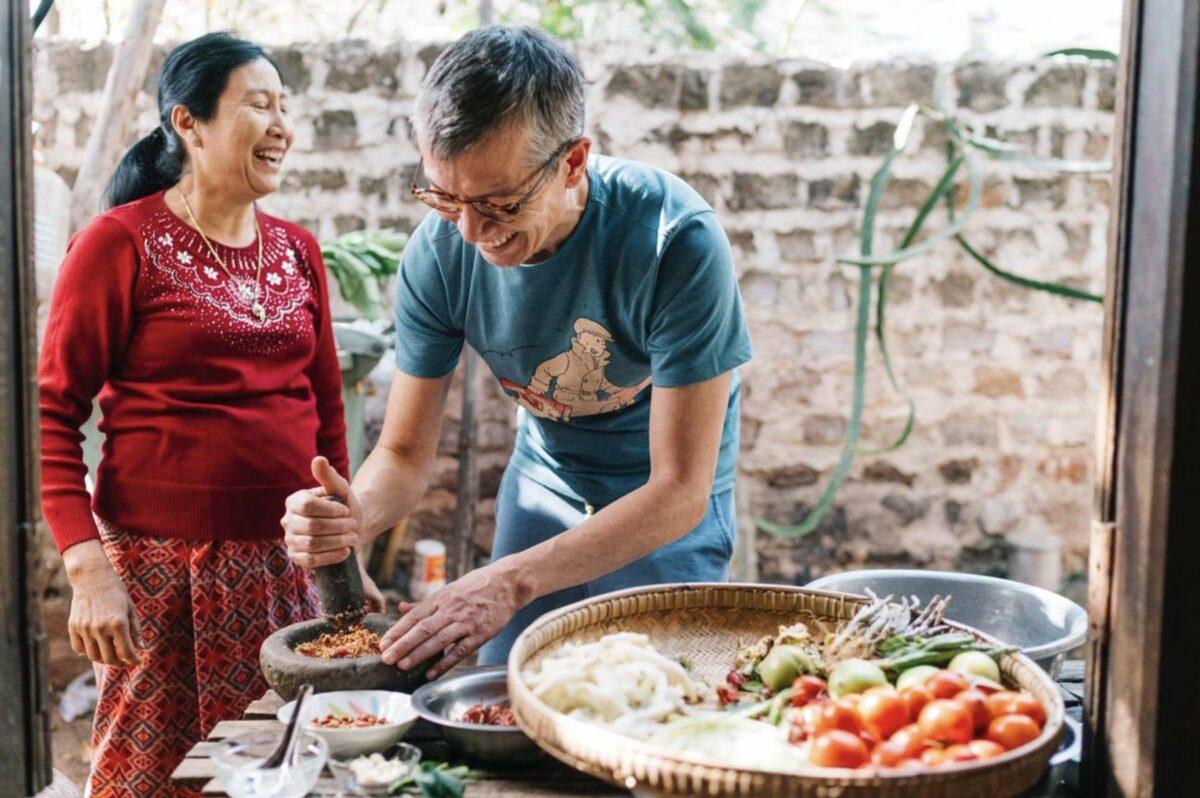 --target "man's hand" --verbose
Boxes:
[282,456,364,569]
[379,560,530,678]
[63,539,141,668]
